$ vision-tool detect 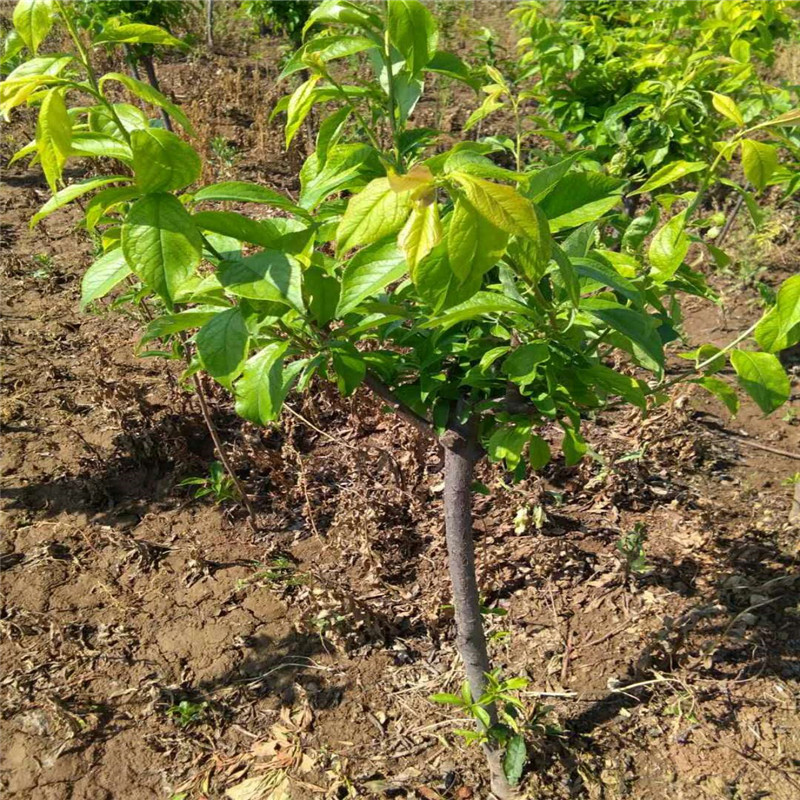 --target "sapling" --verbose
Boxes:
[4,0,797,794]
